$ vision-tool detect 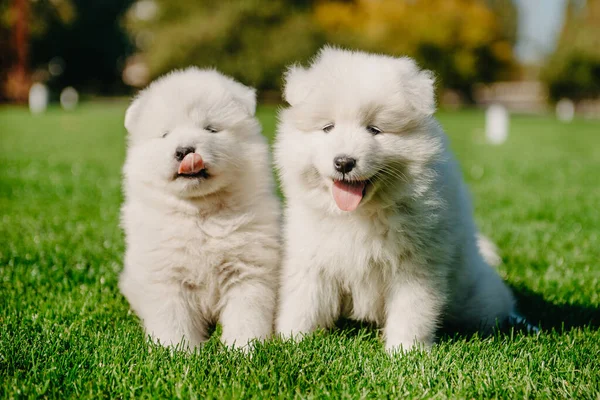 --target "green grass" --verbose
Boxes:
[1,102,599,398]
